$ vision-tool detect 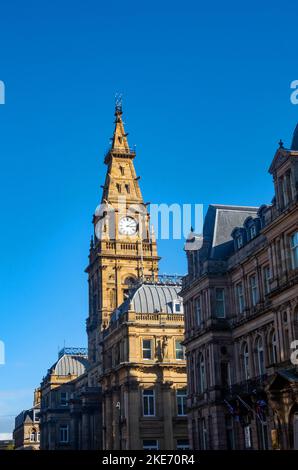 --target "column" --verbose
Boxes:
[162,383,174,449]
[126,382,140,449]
